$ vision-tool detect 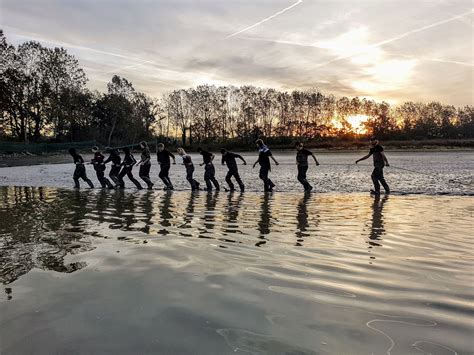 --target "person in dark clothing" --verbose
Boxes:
[68,148,94,189]
[91,146,113,189]
[253,139,279,192]
[157,143,176,190]
[177,147,200,191]
[197,147,220,191]
[221,148,246,192]
[295,142,319,192]
[136,141,154,190]
[104,148,122,187]
[117,147,143,190]
[356,137,390,195]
